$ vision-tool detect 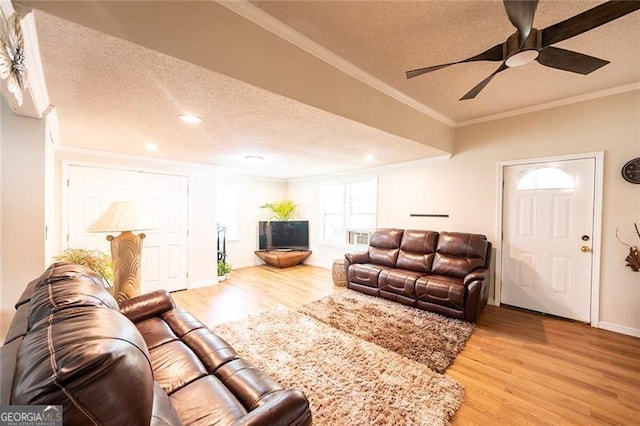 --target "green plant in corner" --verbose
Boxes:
[217,260,232,276]
[260,199,298,221]
[54,248,114,286]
